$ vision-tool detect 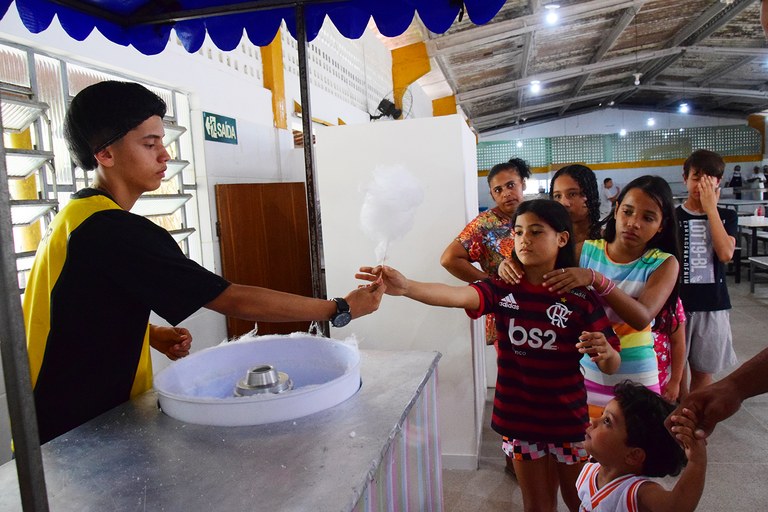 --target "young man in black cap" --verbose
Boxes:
[23,81,384,443]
